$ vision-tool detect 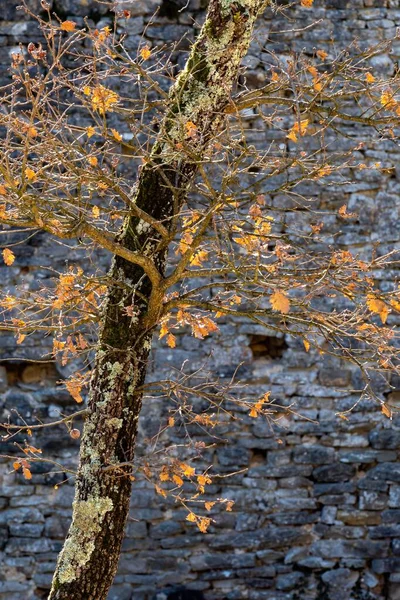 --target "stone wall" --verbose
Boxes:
[1,1,400,599]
